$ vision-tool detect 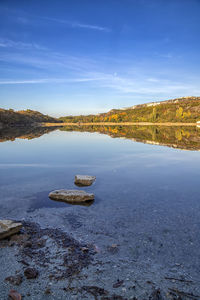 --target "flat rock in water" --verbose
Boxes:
[75,175,96,186]
[49,189,94,203]
[0,220,22,240]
